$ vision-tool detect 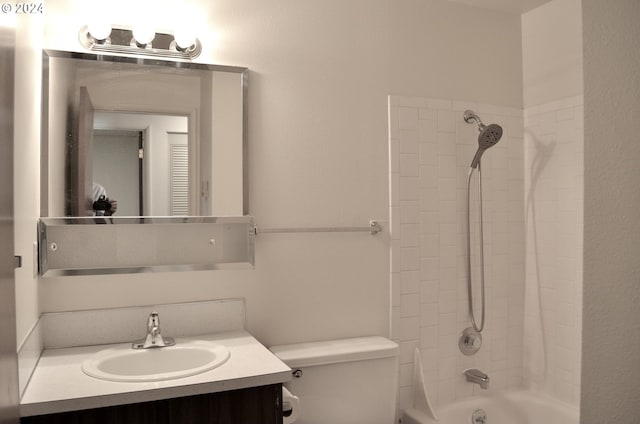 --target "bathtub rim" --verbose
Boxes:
[401,389,579,424]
